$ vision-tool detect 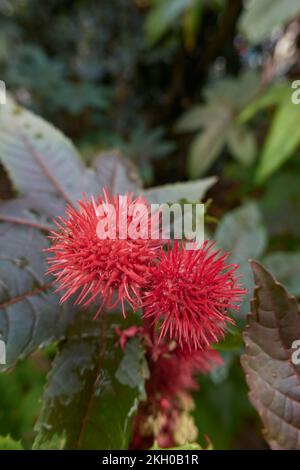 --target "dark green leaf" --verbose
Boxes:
[146,0,193,46]
[0,207,73,370]
[34,312,146,450]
